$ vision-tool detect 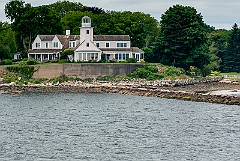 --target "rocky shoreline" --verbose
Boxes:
[0,77,239,106]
